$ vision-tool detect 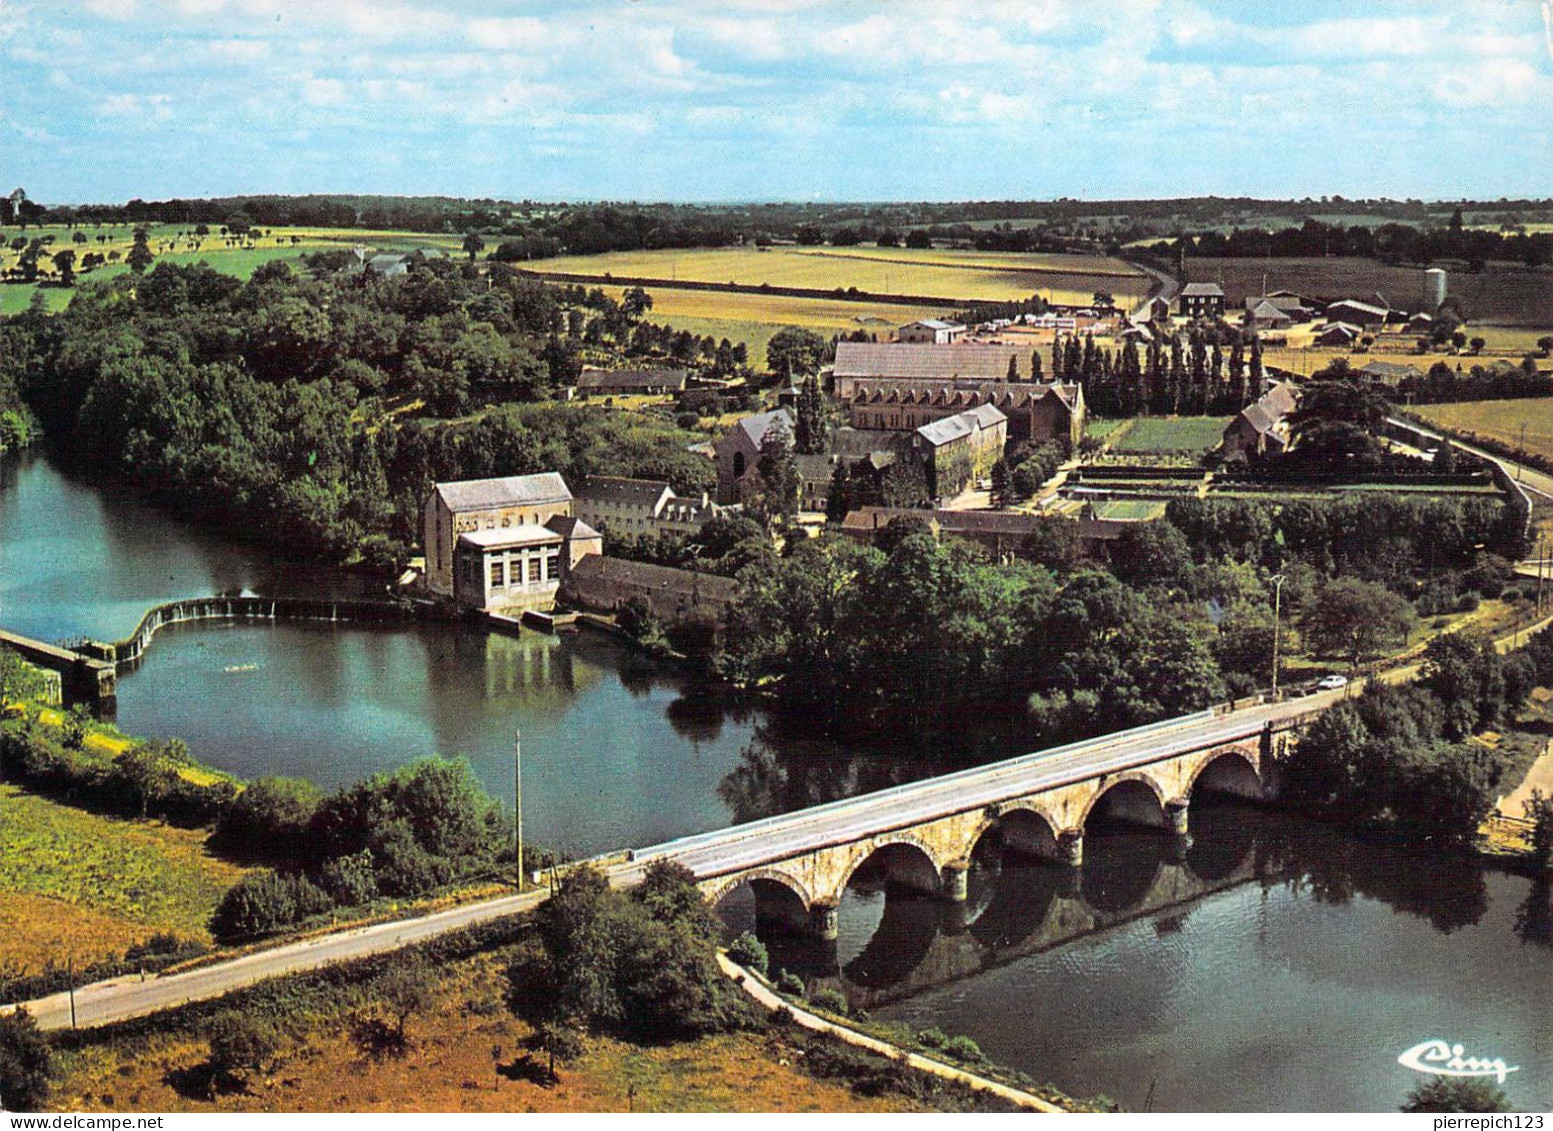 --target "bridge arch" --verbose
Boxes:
[706,867,815,911]
[1079,772,1171,832]
[707,869,816,938]
[835,837,946,904]
[970,804,1062,862]
[1188,748,1265,802]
